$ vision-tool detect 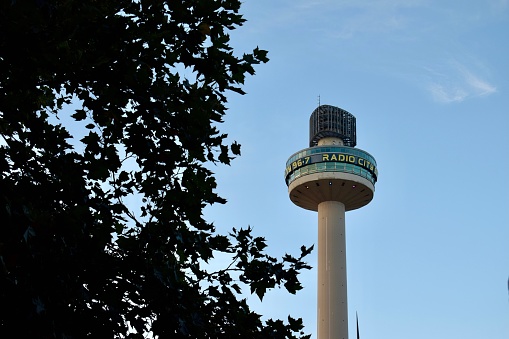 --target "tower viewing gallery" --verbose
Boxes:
[284,105,378,339]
